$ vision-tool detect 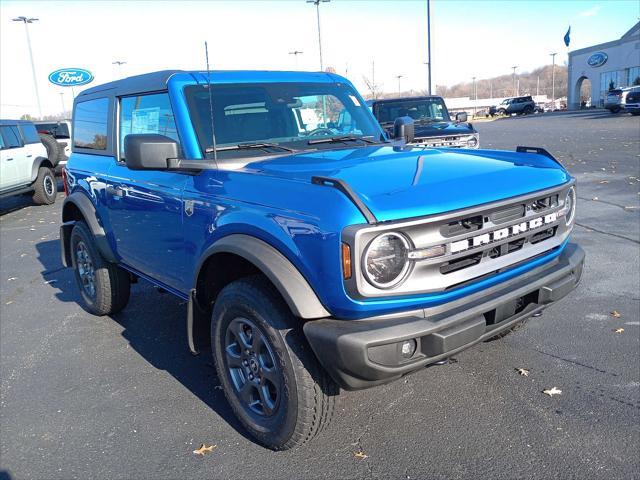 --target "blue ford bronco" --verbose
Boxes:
[60,70,584,450]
